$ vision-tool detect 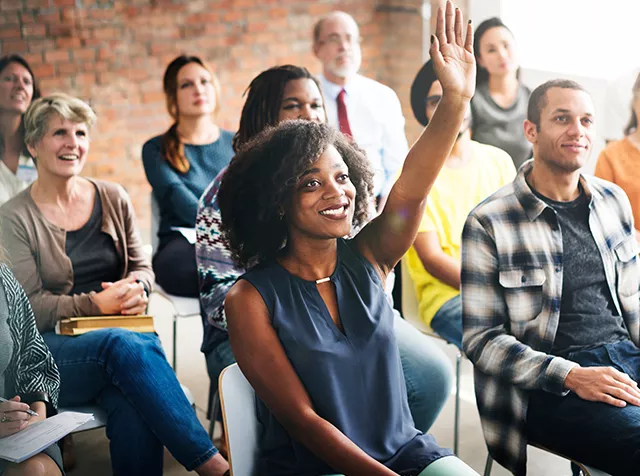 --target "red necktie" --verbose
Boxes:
[337,89,352,137]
